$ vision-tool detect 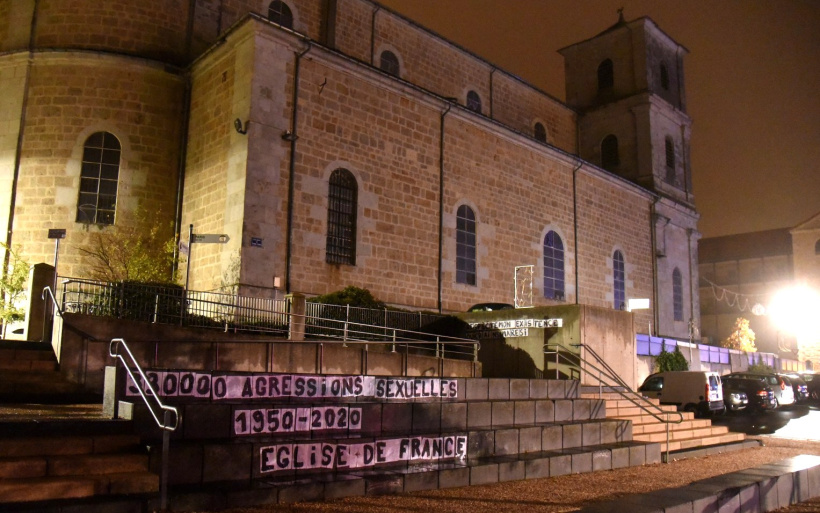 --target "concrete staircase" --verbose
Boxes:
[0,342,99,403]
[0,429,158,505]
[114,372,662,510]
[0,341,159,508]
[584,393,746,454]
